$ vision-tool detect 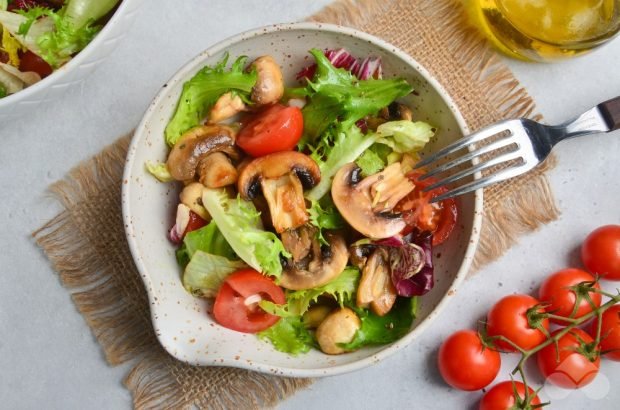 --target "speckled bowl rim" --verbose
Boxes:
[0,0,139,109]
[122,22,483,377]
